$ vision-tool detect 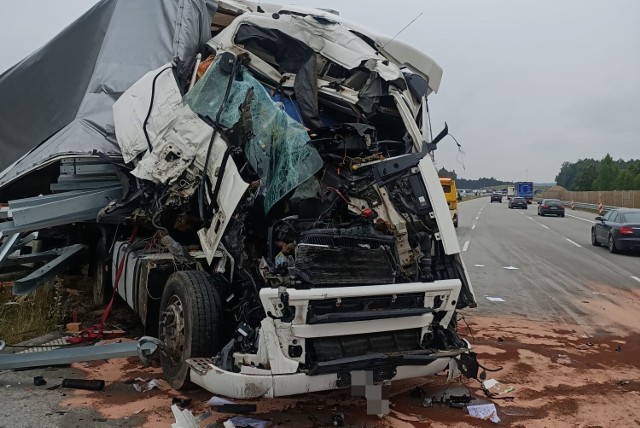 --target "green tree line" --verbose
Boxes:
[437,167,511,189]
[555,155,640,191]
